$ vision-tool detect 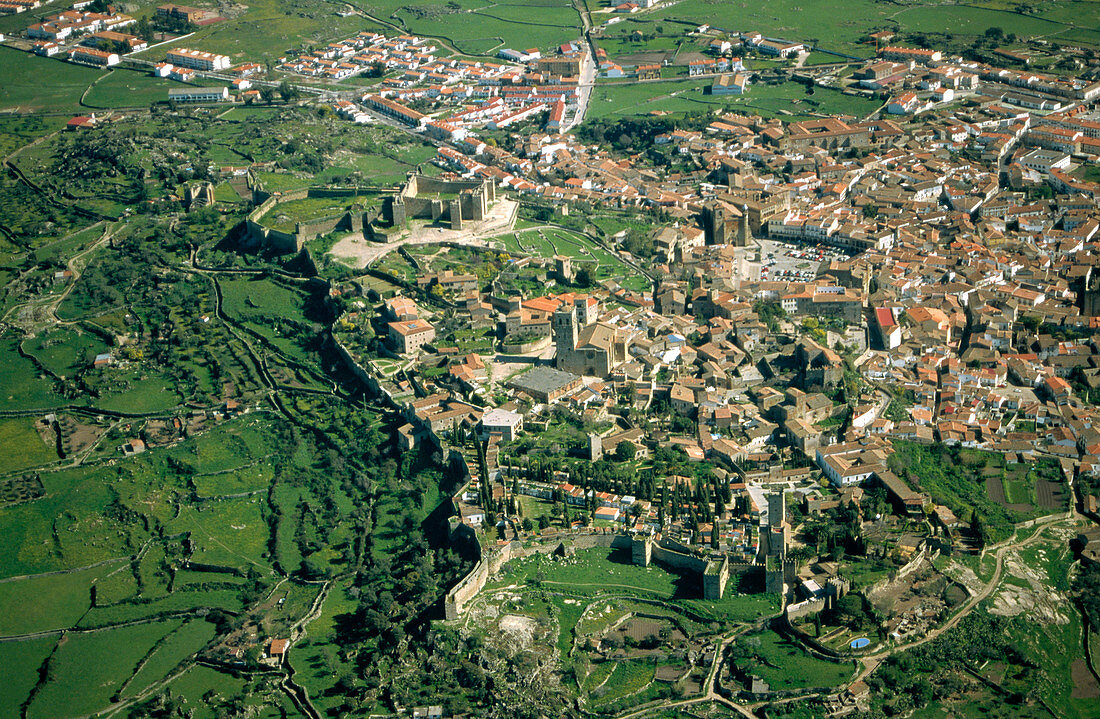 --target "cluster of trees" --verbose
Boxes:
[1072,557,1100,632]
[886,441,1015,546]
[799,500,867,561]
[577,117,679,151]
